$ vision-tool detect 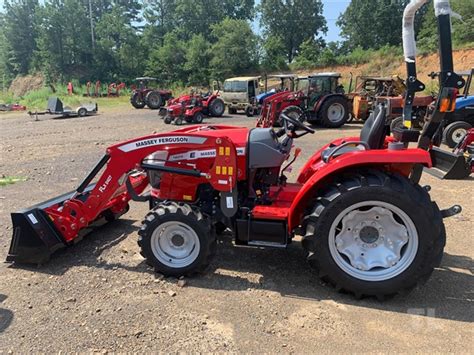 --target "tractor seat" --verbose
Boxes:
[321,104,387,163]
